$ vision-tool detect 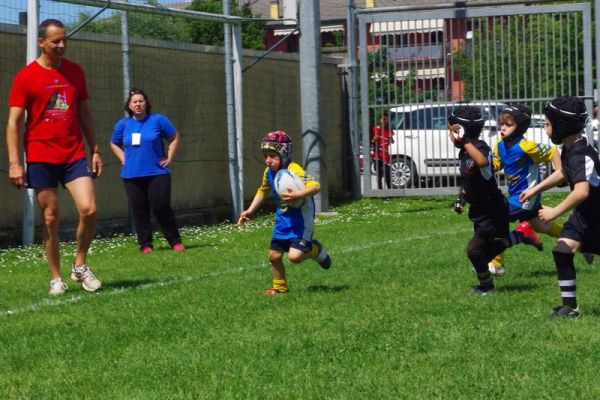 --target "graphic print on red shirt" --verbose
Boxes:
[8,59,88,164]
